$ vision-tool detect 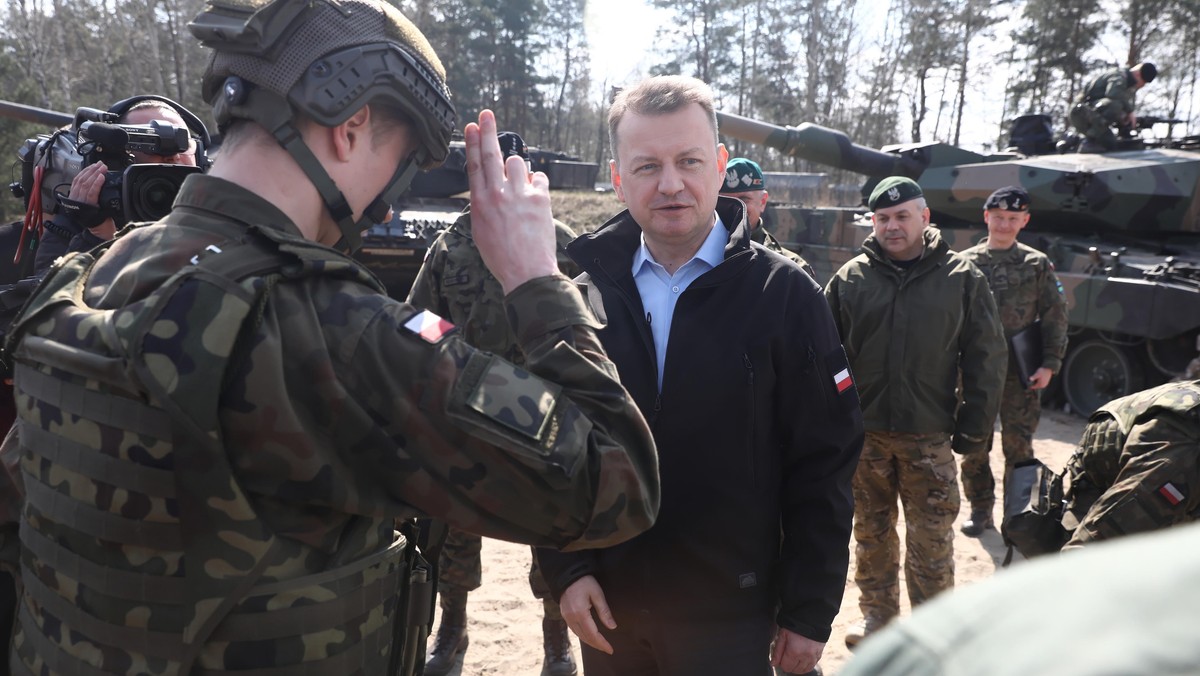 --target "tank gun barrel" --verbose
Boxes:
[0,100,73,128]
[716,111,925,179]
